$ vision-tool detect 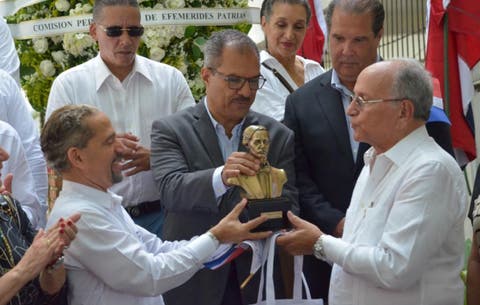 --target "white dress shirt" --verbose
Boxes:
[0,70,48,222]
[0,19,20,84]
[46,54,195,206]
[203,98,244,201]
[47,180,219,305]
[251,50,324,121]
[0,120,45,229]
[330,69,358,160]
[324,126,467,305]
